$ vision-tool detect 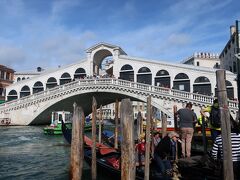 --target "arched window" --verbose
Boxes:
[215,80,234,99]
[17,77,21,82]
[60,72,71,85]
[20,85,30,98]
[7,90,18,101]
[137,67,152,85]
[155,70,170,88]
[121,64,133,71]
[74,68,86,79]
[193,76,211,95]
[22,77,25,80]
[173,73,190,92]
[33,81,44,94]
[46,77,57,89]
[119,64,134,81]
